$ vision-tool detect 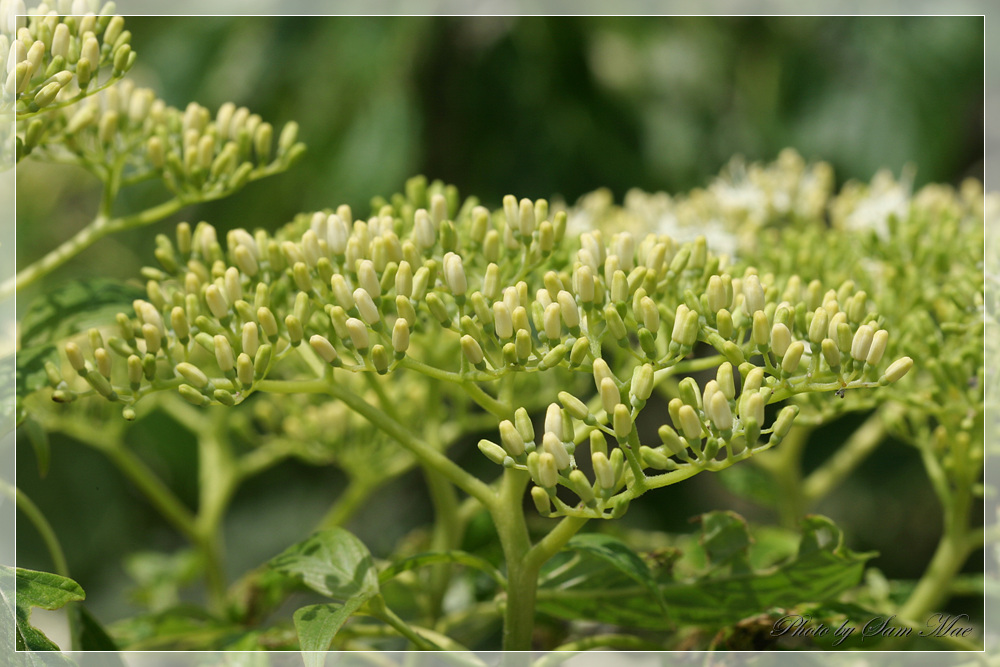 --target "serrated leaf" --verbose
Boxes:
[293,599,367,663]
[536,514,875,630]
[10,566,85,652]
[268,528,379,601]
[379,550,505,587]
[542,533,668,616]
[19,278,145,349]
